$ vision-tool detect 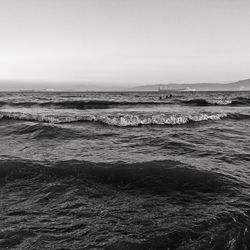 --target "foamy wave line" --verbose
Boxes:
[182,97,250,106]
[93,113,227,126]
[207,100,232,105]
[0,111,228,126]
